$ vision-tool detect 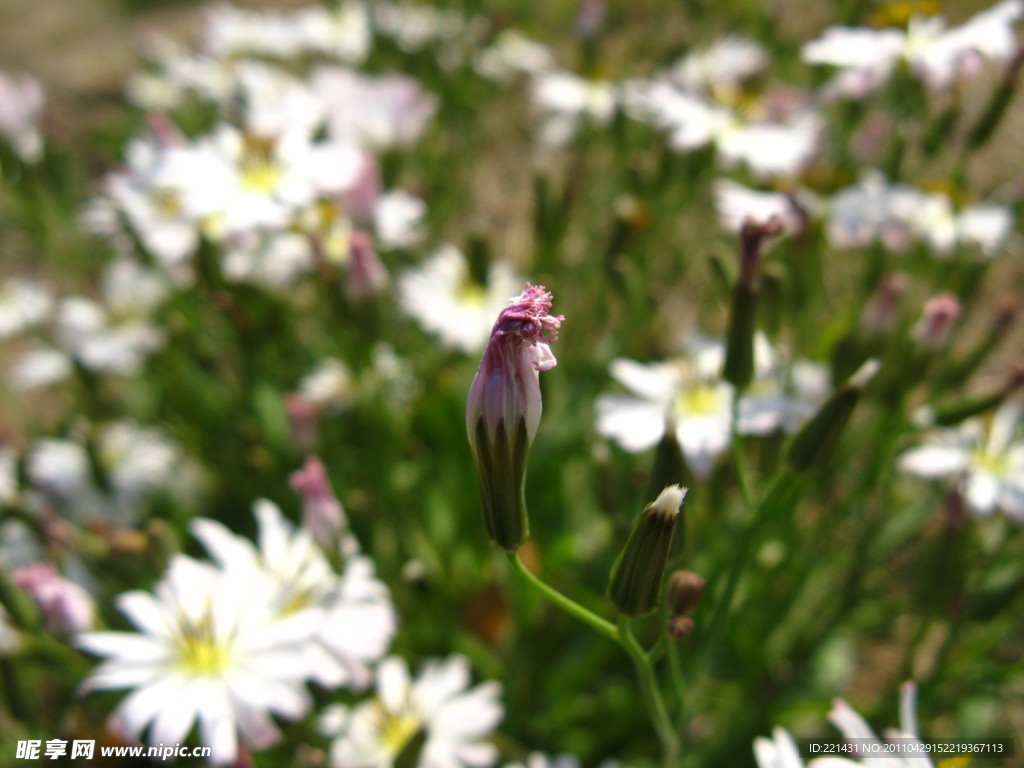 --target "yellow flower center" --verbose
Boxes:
[176,613,231,676]
[971,449,1007,477]
[870,0,939,28]
[457,280,488,306]
[371,700,424,756]
[676,385,722,417]
[240,135,283,194]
